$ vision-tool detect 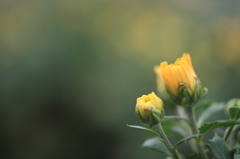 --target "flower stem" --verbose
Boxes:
[223,126,234,142]
[155,123,181,159]
[186,107,208,159]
